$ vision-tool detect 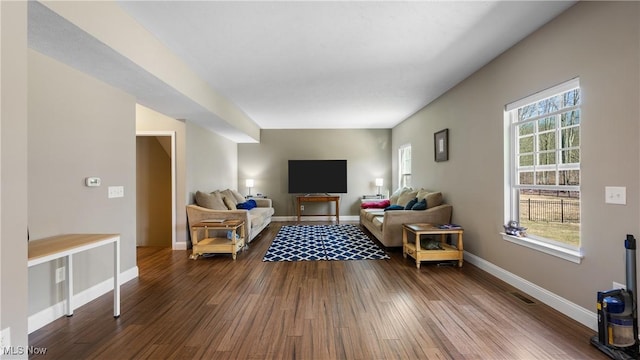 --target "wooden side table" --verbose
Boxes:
[402,223,464,269]
[190,220,246,260]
